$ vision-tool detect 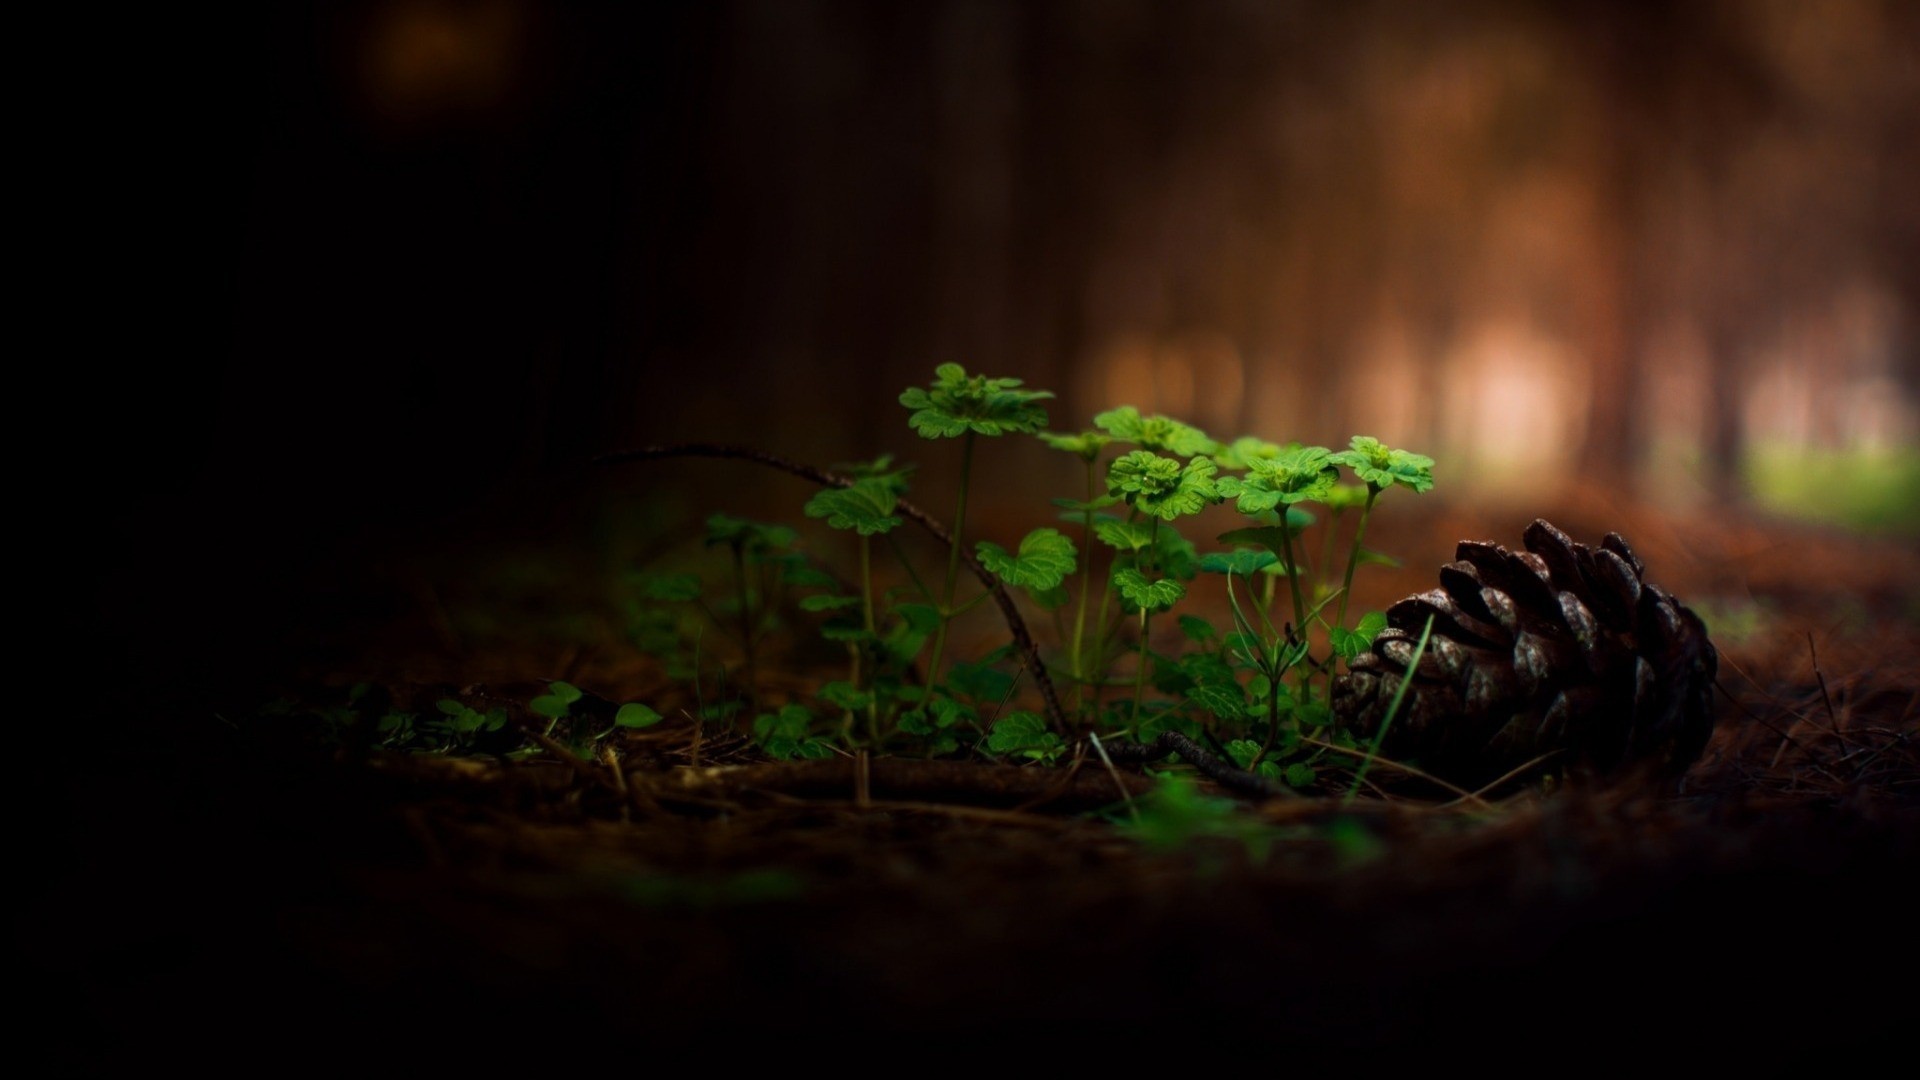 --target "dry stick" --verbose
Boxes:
[1432,751,1563,810]
[1806,631,1852,756]
[518,722,611,789]
[599,443,1068,733]
[1301,736,1488,807]
[1100,731,1299,801]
